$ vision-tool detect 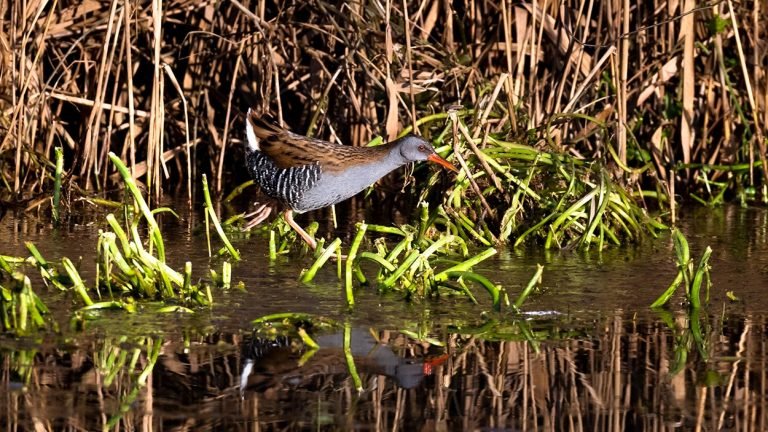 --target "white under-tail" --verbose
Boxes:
[244,109,261,153]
